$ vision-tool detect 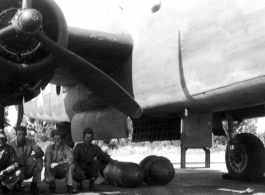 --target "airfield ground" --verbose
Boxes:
[18,151,265,195]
